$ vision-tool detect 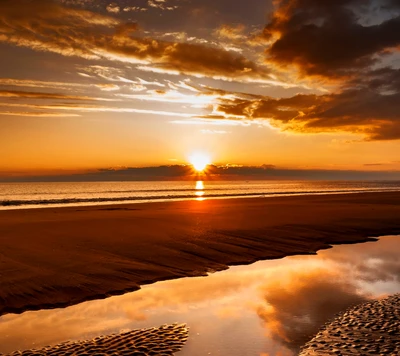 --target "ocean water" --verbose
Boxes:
[0,180,399,210]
